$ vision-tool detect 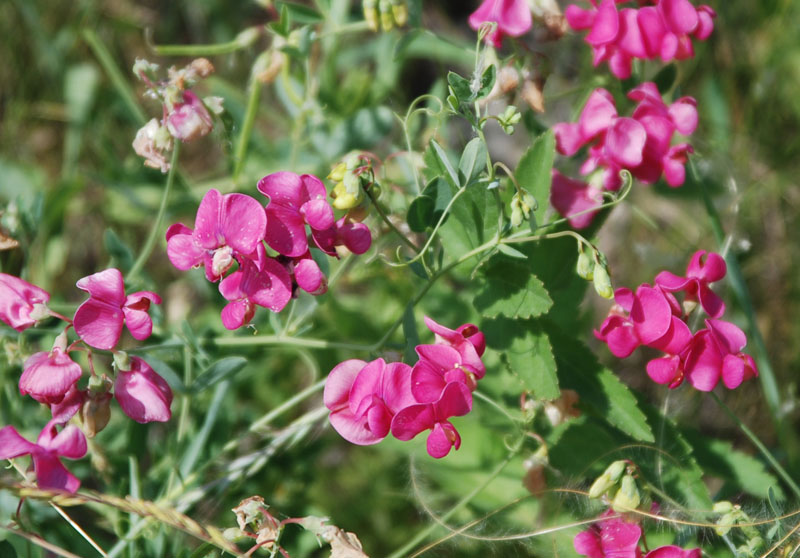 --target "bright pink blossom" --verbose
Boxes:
[73,269,161,350]
[324,358,415,446]
[550,170,605,229]
[312,217,372,257]
[682,319,758,391]
[0,273,51,331]
[411,344,478,404]
[655,250,726,317]
[115,356,173,423]
[257,172,335,258]
[19,333,82,404]
[468,0,533,48]
[645,547,701,558]
[218,244,292,329]
[166,188,267,282]
[391,382,473,459]
[166,90,213,142]
[574,514,702,558]
[0,419,87,492]
[424,316,486,369]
